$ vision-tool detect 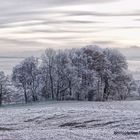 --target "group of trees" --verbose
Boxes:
[0,45,134,105]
